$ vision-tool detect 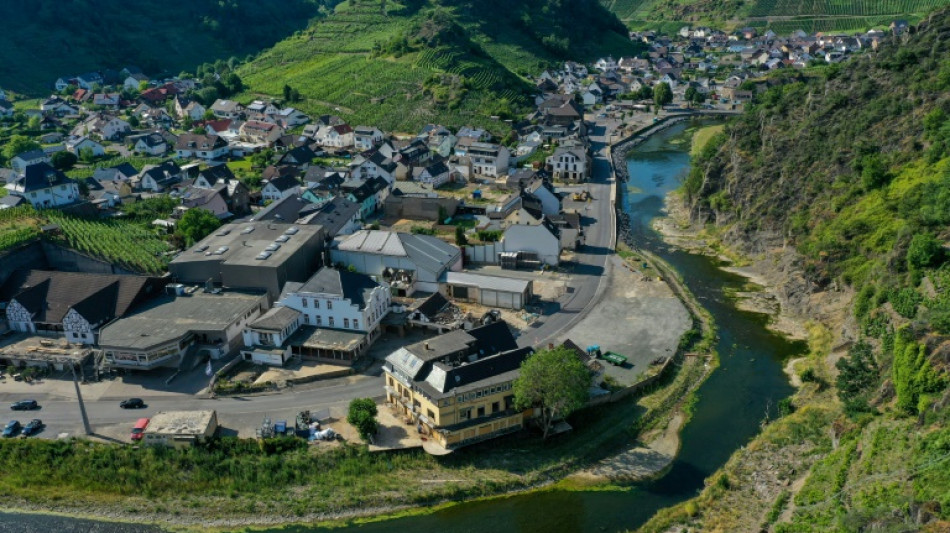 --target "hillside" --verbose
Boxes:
[0,0,330,95]
[603,0,950,33]
[642,10,950,532]
[237,0,639,133]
